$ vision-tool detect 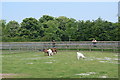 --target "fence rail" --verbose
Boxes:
[1,41,120,52]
